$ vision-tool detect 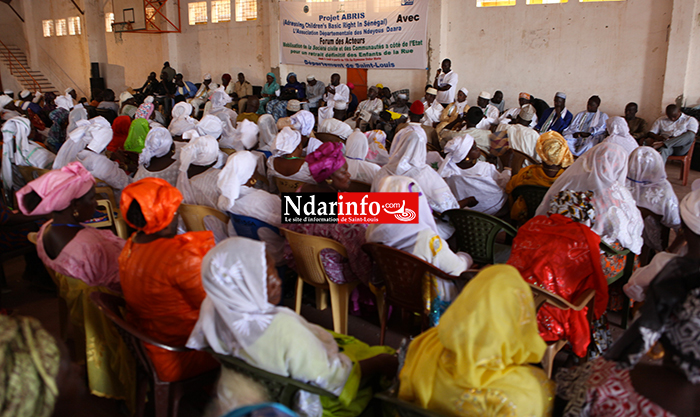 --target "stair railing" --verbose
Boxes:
[0,39,41,92]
